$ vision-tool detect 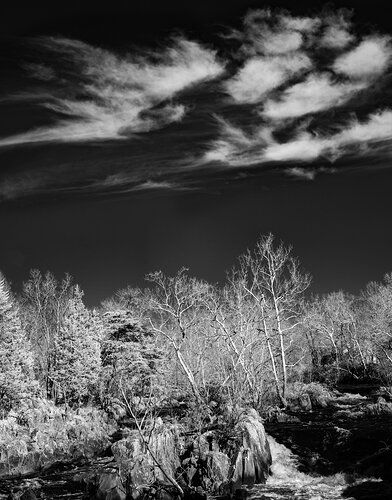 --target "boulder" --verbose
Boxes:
[182,408,271,495]
[230,409,272,491]
[96,471,126,500]
[112,410,271,498]
[298,393,312,411]
[205,451,230,493]
[111,419,184,498]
